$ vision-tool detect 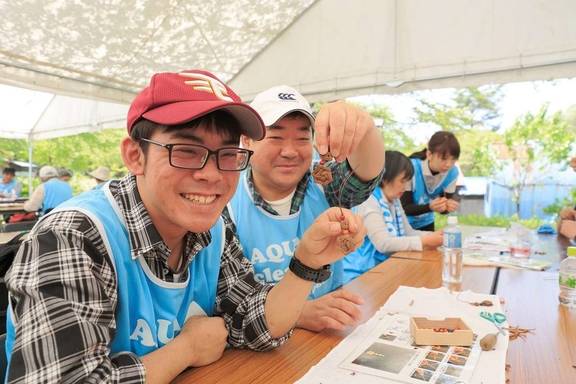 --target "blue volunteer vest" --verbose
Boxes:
[342,188,405,284]
[5,183,224,368]
[42,178,73,213]
[228,173,343,299]
[407,159,458,229]
[0,179,18,196]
